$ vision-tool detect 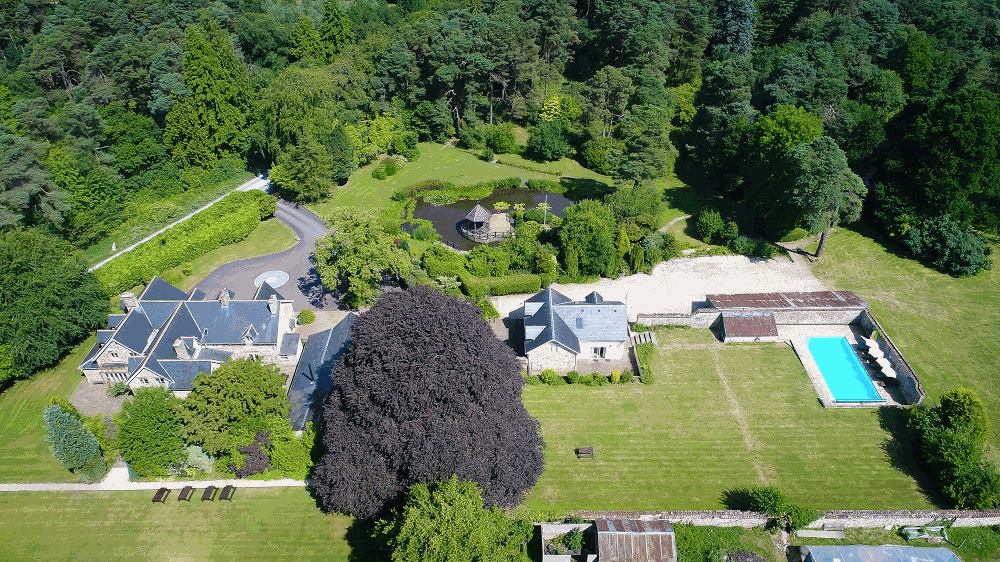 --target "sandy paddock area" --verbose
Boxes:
[490,255,828,320]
